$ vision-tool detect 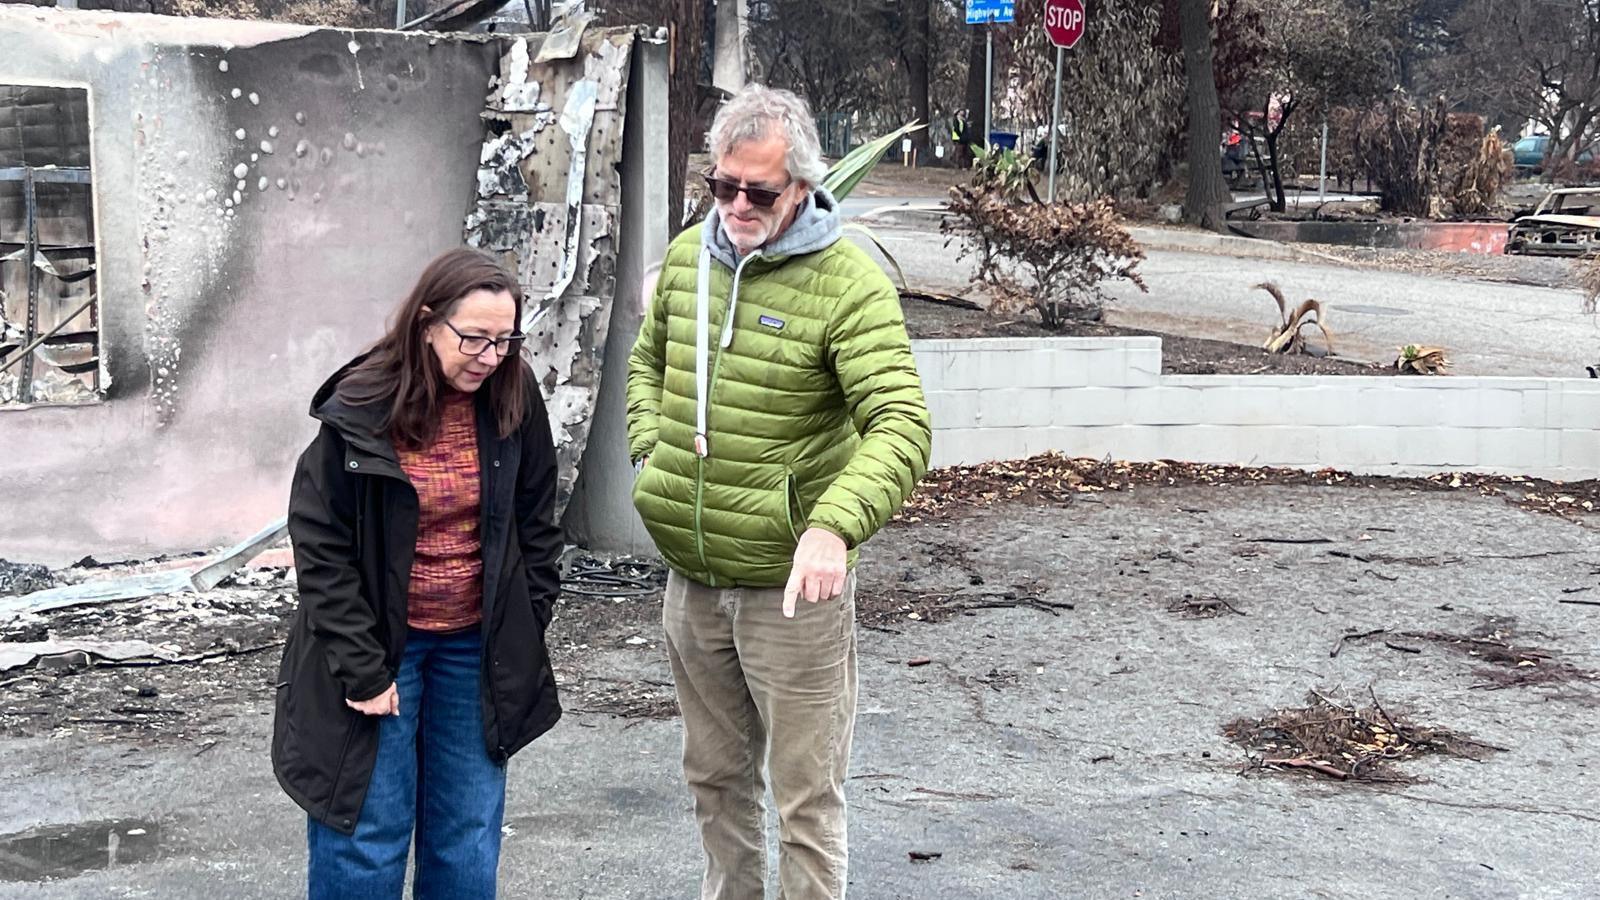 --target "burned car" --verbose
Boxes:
[1506,187,1600,257]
